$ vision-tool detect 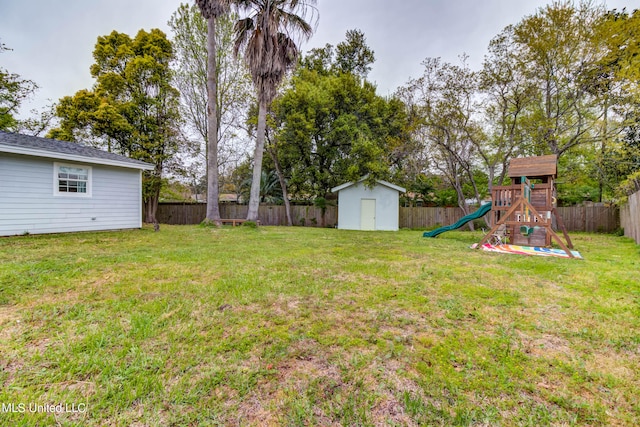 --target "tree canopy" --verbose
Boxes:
[9,1,640,211]
[398,2,640,207]
[0,41,38,132]
[271,31,410,202]
[48,28,180,222]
